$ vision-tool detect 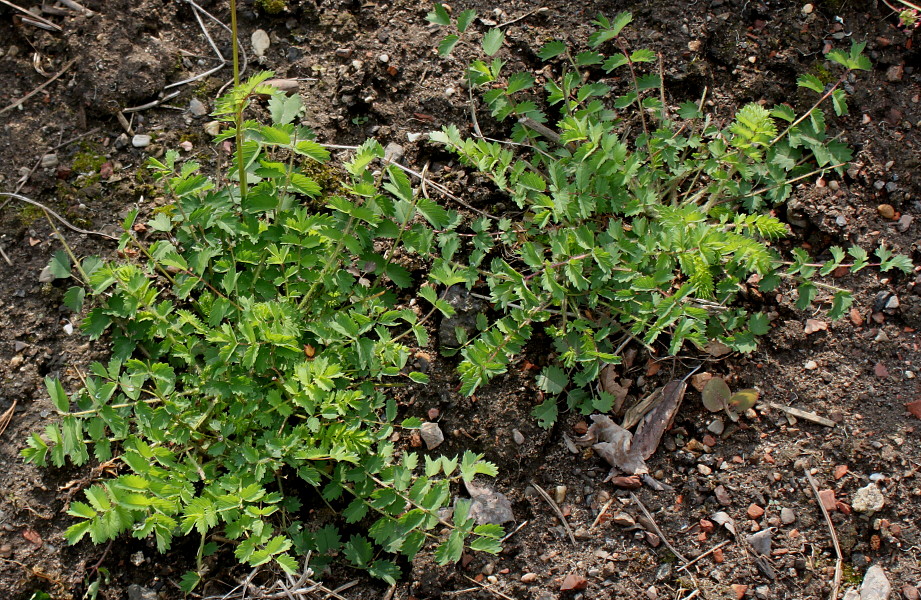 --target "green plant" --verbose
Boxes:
[427,6,912,426]
[700,377,758,421]
[255,0,287,14]
[22,4,505,587]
